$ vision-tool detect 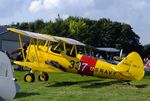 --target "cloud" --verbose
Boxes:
[29,0,94,14]
[28,0,150,44]
[0,0,28,18]
[28,0,43,12]
[29,0,61,12]
[28,0,149,22]
[0,0,150,44]
[130,0,148,9]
